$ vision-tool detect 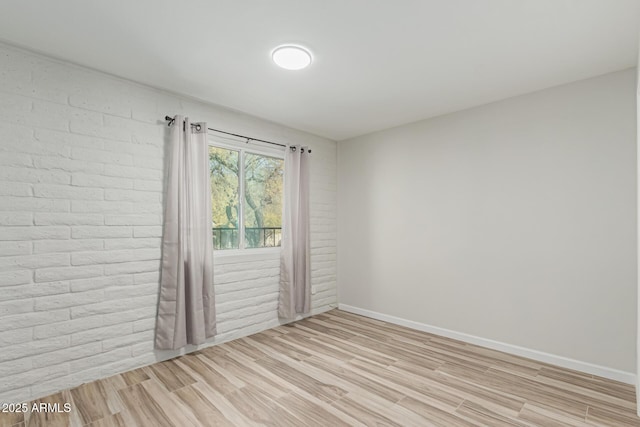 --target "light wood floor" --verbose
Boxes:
[2,309,638,426]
